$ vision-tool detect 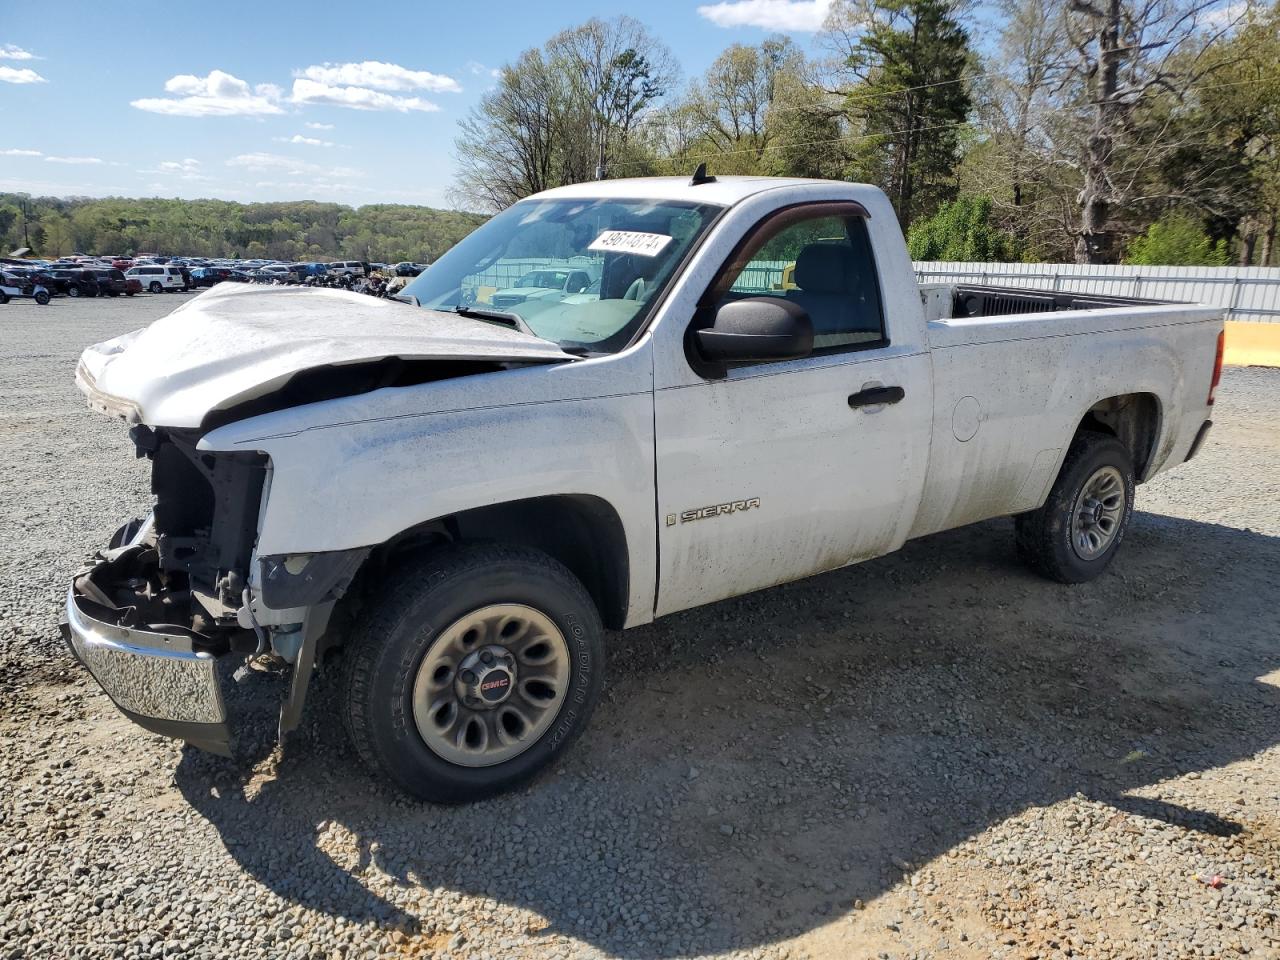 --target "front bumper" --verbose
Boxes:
[62,581,232,756]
